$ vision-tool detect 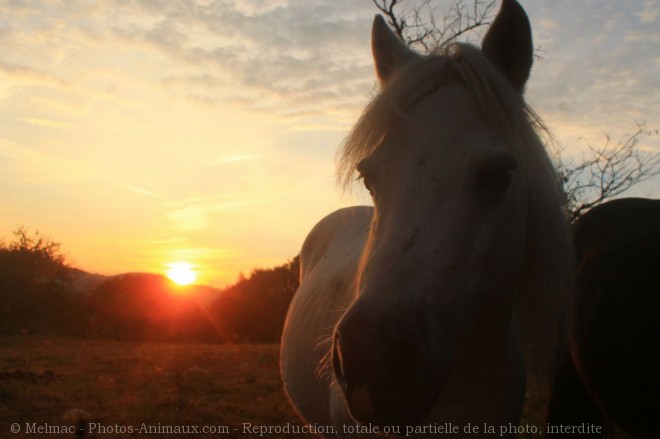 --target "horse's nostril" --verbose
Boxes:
[345,385,377,423]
